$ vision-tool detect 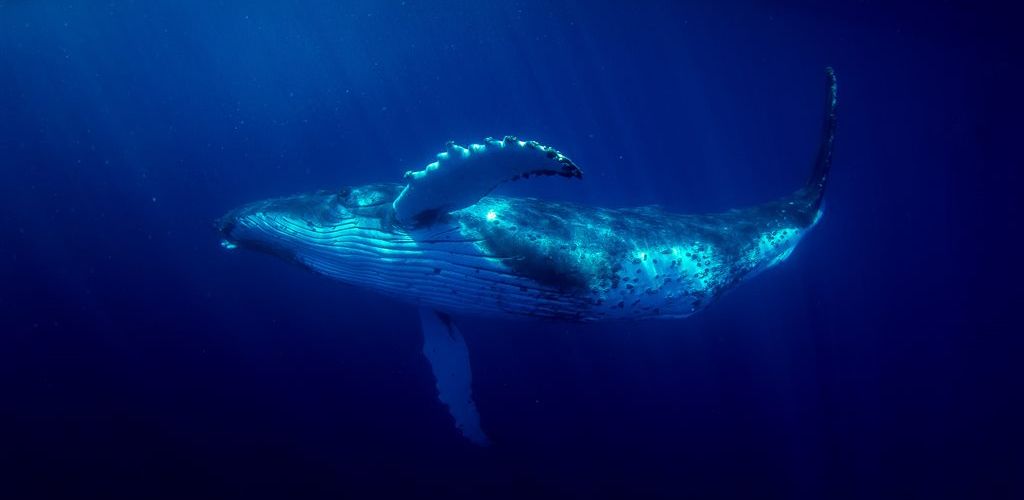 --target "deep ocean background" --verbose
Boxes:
[1,1,1020,498]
